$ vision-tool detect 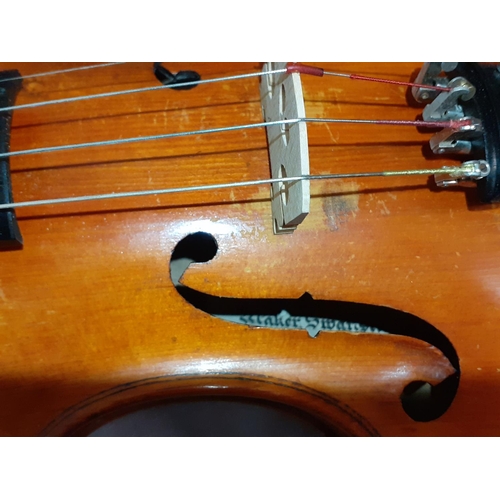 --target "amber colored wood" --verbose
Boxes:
[0,62,499,436]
